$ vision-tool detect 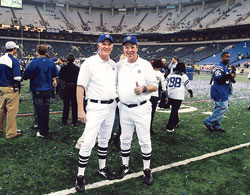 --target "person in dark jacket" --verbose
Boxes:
[23,45,59,137]
[59,54,80,126]
[203,52,236,132]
